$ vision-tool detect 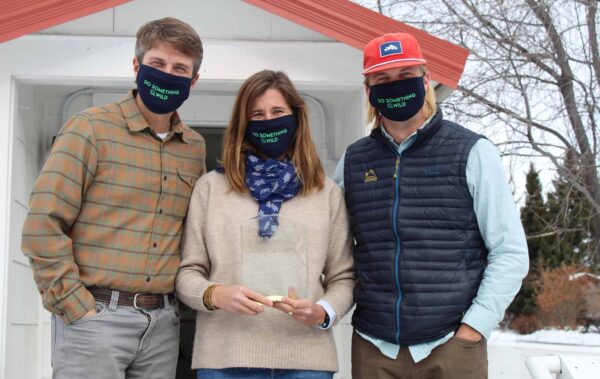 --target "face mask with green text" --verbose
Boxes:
[136,64,192,114]
[246,115,297,160]
[368,76,425,122]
